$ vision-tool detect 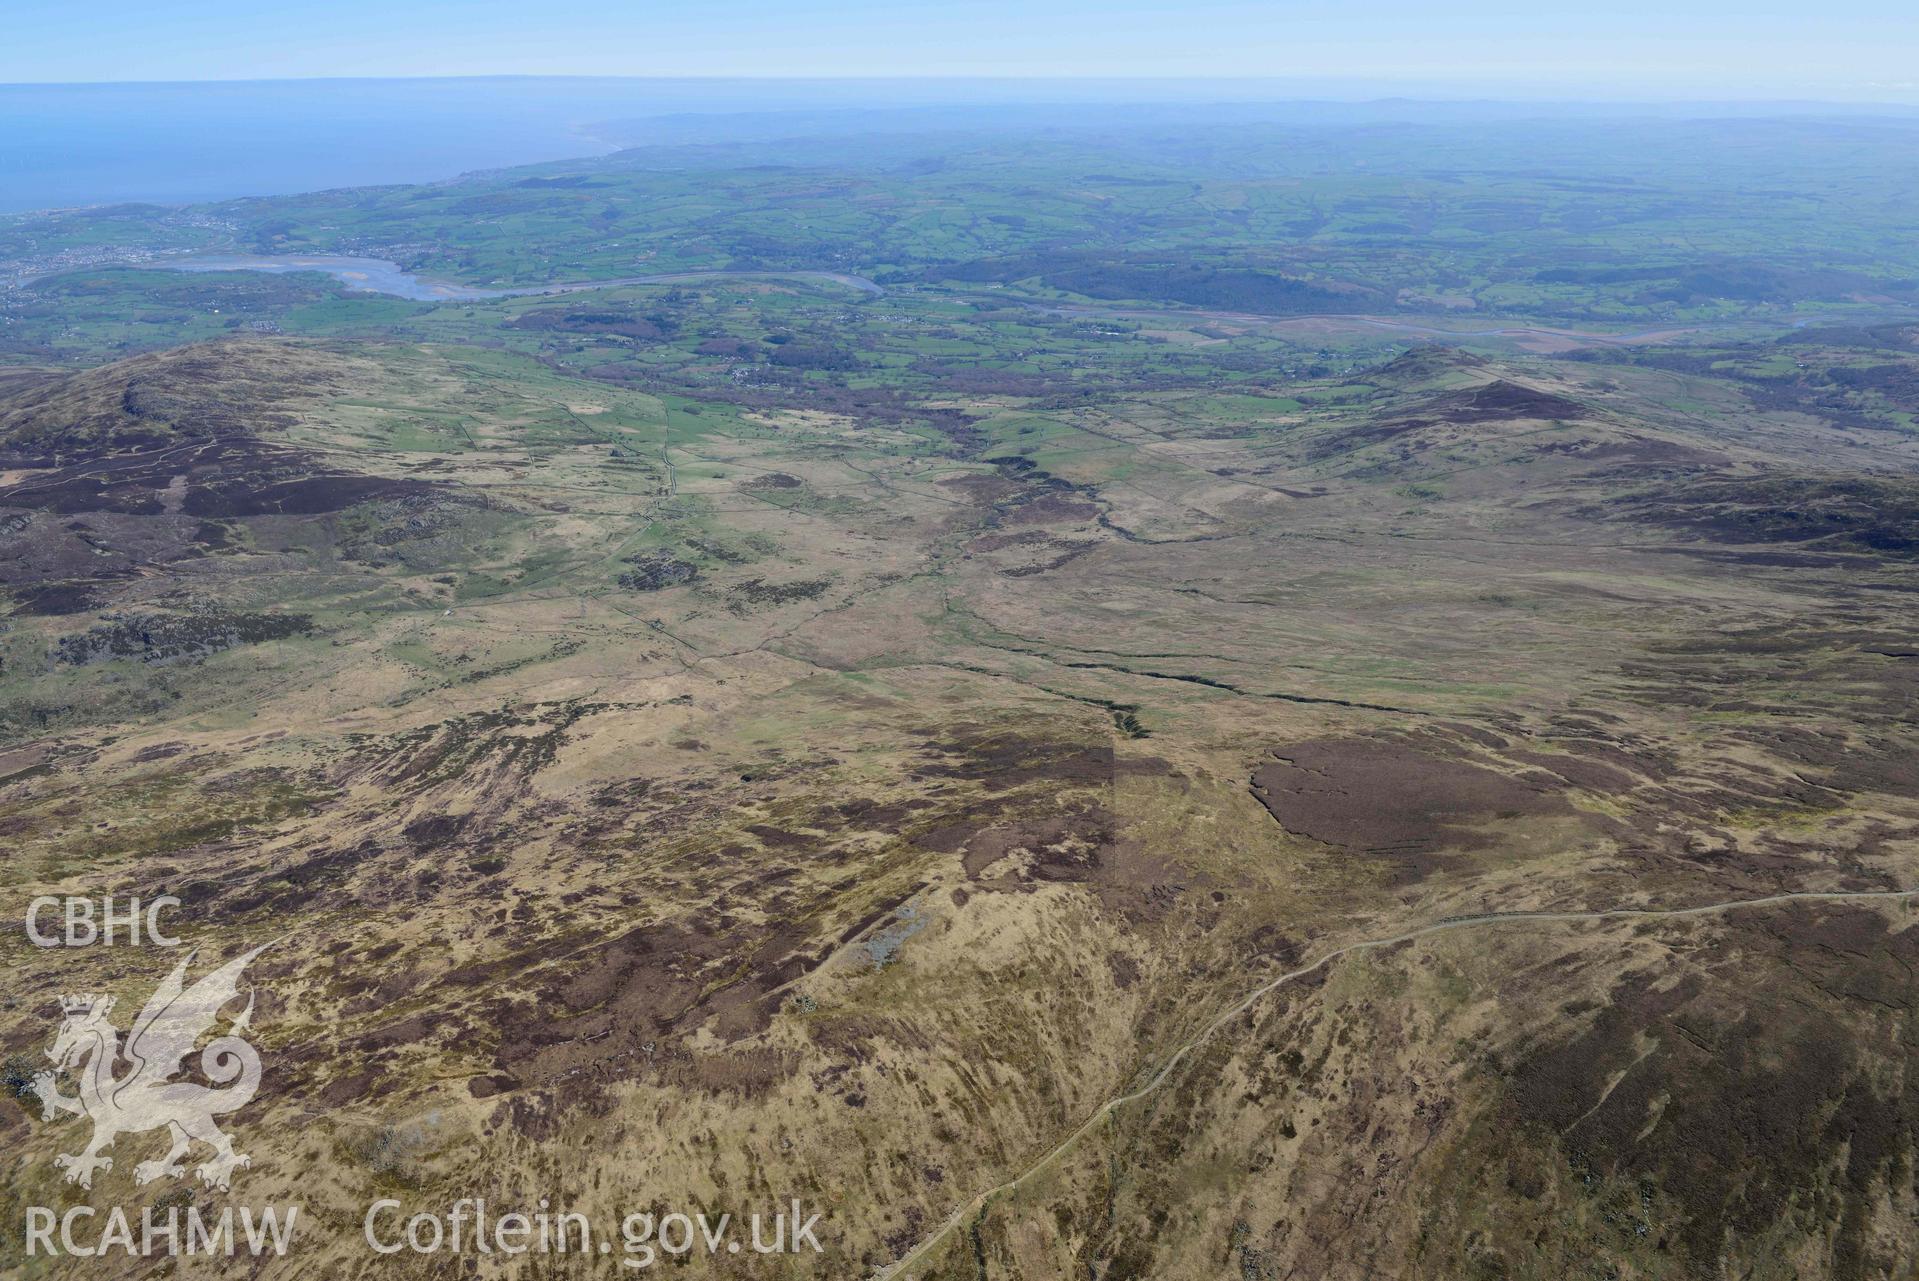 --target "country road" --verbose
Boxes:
[877,884,1919,1279]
